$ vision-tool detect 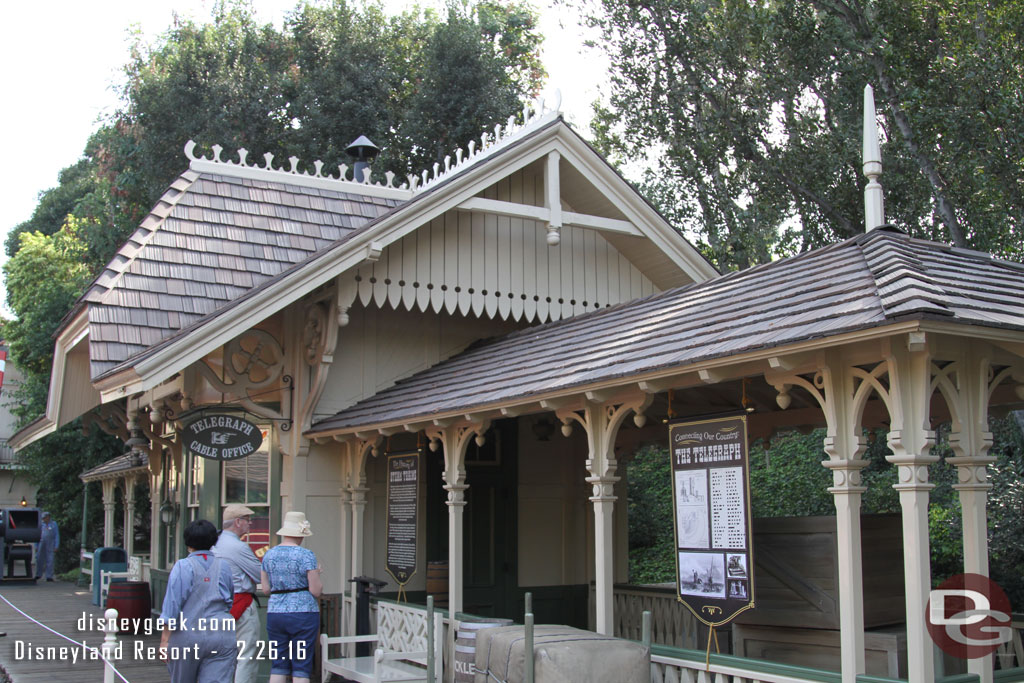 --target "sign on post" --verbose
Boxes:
[670,415,755,626]
[185,415,263,461]
[385,452,420,588]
